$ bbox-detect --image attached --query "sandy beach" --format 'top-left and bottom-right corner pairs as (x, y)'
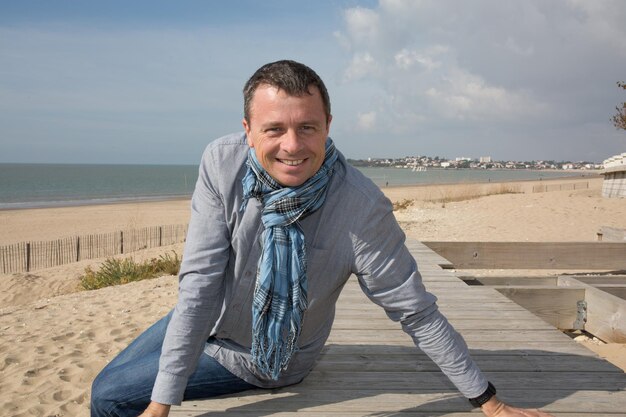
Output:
(1, 175), (625, 417)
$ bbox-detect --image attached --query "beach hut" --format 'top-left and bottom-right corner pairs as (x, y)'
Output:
(601, 152), (626, 198)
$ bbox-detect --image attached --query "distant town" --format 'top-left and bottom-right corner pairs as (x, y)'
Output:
(348, 155), (603, 171)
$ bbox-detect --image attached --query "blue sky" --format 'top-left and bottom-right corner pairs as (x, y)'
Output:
(1, 0), (625, 164)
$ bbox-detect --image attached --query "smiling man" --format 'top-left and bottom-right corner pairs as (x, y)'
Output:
(242, 82), (331, 187)
(90, 60), (554, 417)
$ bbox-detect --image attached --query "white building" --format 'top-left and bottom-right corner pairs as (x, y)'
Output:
(602, 152), (626, 198)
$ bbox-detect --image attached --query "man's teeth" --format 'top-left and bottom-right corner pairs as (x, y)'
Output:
(280, 159), (304, 166)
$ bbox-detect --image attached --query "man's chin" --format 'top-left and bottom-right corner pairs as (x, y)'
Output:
(272, 173), (309, 188)
(268, 166), (312, 187)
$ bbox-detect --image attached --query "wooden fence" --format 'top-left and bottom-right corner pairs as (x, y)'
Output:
(532, 181), (589, 193)
(0, 223), (188, 274)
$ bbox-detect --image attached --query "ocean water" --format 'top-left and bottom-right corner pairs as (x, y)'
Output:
(0, 164), (198, 209)
(0, 163), (586, 210)
(357, 166), (586, 187)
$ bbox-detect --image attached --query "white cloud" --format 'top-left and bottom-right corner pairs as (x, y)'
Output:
(394, 49), (441, 71)
(357, 111), (377, 131)
(426, 69), (543, 121)
(343, 52), (380, 81)
(343, 7), (380, 46)
(333, 0), (626, 160)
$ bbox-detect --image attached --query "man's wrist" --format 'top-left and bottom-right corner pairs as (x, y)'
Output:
(480, 396), (505, 416)
(144, 401), (171, 417)
(469, 381), (497, 408)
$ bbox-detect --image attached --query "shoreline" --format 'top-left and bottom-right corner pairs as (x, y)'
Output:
(0, 194), (192, 212)
(0, 176), (605, 246)
(0, 171), (600, 212)
(380, 171), (601, 190)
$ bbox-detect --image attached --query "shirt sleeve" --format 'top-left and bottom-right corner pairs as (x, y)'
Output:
(151, 145), (232, 405)
(351, 195), (488, 399)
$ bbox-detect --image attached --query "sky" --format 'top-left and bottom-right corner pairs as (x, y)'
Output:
(1, 0), (625, 164)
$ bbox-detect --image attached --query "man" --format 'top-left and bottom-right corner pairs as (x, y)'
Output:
(91, 60), (553, 417)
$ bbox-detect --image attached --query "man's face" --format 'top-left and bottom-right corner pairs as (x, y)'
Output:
(243, 84), (331, 187)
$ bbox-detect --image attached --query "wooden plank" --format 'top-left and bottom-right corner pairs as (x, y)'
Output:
(173, 390), (626, 414)
(330, 317), (555, 331)
(335, 308), (548, 321)
(320, 342), (597, 357)
(585, 286), (626, 343)
(558, 277), (626, 342)
(493, 287), (584, 329)
(322, 339), (593, 355)
(422, 241), (626, 269)
(327, 329), (573, 343)
(459, 276), (559, 286)
(298, 371), (625, 391)
(314, 353), (622, 373)
(337, 291), (513, 302)
(567, 275), (626, 285)
(597, 286), (626, 299)
(597, 226), (626, 242)
(337, 300), (545, 312)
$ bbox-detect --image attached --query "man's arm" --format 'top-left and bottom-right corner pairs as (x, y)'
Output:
(351, 195), (554, 416)
(150, 145), (233, 408)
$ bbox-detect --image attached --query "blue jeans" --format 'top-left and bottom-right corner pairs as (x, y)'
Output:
(90, 311), (256, 417)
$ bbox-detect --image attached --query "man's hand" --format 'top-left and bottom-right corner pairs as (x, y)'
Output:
(481, 396), (555, 417)
(138, 401), (171, 417)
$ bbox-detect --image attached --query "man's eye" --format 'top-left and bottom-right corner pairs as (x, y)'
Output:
(300, 126), (315, 132)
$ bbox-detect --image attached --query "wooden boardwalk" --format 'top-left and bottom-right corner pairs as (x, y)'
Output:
(172, 240), (626, 416)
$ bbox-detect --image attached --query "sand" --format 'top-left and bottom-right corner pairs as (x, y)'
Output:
(0, 199), (191, 245)
(1, 175), (625, 416)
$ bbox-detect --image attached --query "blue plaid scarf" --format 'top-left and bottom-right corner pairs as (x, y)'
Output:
(241, 138), (337, 380)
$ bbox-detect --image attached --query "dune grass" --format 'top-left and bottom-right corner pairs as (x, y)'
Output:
(428, 183), (522, 207)
(392, 199), (414, 211)
(391, 183), (523, 211)
(79, 251), (181, 290)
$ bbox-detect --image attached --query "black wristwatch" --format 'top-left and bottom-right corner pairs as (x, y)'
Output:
(469, 381), (497, 408)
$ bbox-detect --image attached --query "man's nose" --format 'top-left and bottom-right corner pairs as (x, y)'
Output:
(281, 129), (304, 154)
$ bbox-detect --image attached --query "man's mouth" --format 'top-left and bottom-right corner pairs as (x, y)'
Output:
(277, 158), (305, 166)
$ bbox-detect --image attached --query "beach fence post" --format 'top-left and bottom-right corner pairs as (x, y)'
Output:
(76, 236), (80, 262)
(120, 231), (124, 254)
(26, 242), (31, 272)
(159, 226), (162, 247)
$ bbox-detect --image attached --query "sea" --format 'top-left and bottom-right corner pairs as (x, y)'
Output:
(0, 163), (590, 210)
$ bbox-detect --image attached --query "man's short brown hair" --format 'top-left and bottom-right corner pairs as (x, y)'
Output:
(243, 60), (331, 125)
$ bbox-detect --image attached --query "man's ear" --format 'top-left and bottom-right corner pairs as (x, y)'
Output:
(242, 118), (254, 147)
(326, 114), (333, 133)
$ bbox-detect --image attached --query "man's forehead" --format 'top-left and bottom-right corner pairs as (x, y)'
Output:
(253, 83), (319, 98)
(249, 85), (324, 114)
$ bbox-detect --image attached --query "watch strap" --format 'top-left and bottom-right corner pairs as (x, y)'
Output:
(468, 381), (497, 408)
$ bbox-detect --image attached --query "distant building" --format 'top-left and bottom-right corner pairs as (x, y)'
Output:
(602, 152), (626, 198)
(479, 156), (492, 163)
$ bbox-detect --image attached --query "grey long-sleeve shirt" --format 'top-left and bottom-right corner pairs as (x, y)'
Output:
(152, 132), (487, 405)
